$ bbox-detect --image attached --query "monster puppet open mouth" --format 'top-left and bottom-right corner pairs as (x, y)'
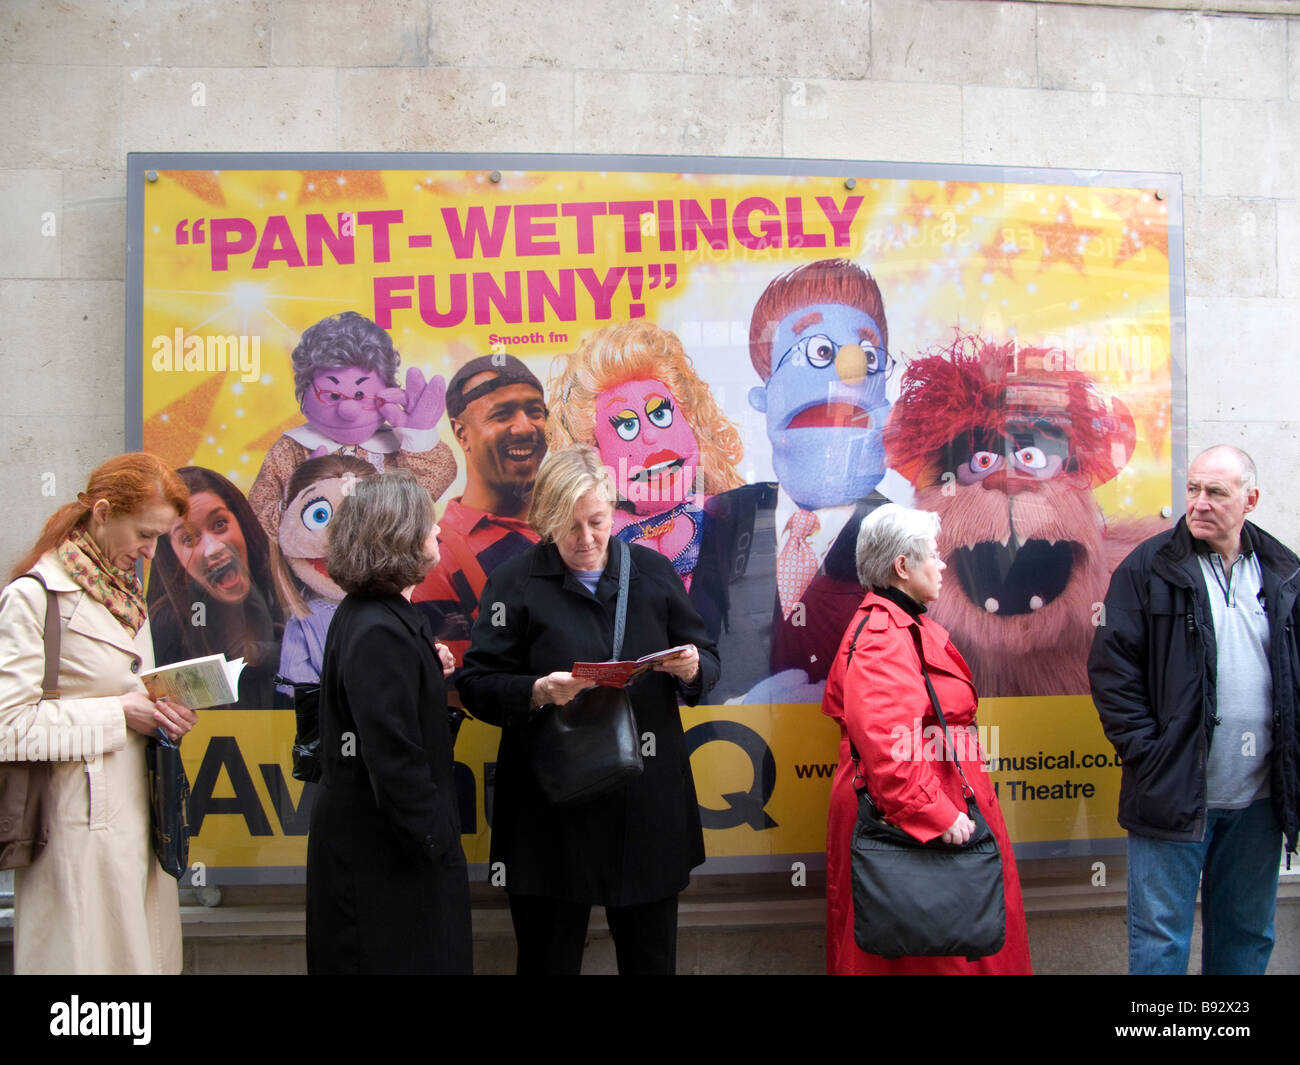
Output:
(951, 533), (1077, 615)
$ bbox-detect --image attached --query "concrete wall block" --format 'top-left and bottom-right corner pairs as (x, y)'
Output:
(0, 412), (125, 577)
(574, 72), (781, 156)
(158, 0), (271, 67)
(1202, 98), (1300, 199)
(1186, 295), (1300, 423)
(339, 68), (574, 152)
(1278, 199), (1300, 300)
(0, 65), (121, 170)
(1291, 20), (1299, 103)
(0, 280), (126, 419)
(0, 0), (162, 66)
(783, 78), (963, 162)
(1037, 6), (1287, 100)
(0, 170), (63, 279)
(271, 0), (428, 67)
(871, 0), (1037, 88)
(122, 67), (337, 155)
(1190, 419), (1300, 554)
(962, 87), (1200, 197)
(60, 169), (127, 281)
(1184, 196), (1277, 299)
(429, 0), (687, 72)
(682, 0), (870, 78)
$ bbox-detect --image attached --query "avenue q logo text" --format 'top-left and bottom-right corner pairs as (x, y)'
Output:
(49, 997), (151, 1045)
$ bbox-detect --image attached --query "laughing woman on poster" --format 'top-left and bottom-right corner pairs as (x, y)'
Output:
(821, 503), (1032, 974)
(146, 466), (284, 709)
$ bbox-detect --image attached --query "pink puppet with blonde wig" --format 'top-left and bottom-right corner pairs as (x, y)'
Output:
(547, 320), (745, 590)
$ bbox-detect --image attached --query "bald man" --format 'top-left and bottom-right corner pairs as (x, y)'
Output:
(1089, 445), (1300, 974)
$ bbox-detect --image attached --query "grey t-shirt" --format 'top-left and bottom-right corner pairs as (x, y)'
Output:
(1198, 547), (1273, 808)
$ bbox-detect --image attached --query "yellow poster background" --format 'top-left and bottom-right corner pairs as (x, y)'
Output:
(138, 163), (1176, 875)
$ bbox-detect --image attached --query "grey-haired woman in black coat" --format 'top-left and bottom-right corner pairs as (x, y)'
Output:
(306, 471), (470, 974)
(458, 445), (719, 975)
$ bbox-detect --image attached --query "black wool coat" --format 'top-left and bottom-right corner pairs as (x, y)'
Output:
(457, 540), (720, 907)
(306, 593), (471, 974)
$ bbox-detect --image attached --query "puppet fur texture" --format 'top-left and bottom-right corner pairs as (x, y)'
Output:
(884, 334), (1166, 697)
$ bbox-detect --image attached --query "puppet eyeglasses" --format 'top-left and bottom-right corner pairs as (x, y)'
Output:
(775, 335), (896, 379)
(309, 383), (386, 409)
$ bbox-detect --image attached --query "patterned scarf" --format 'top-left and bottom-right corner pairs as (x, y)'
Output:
(58, 527), (148, 635)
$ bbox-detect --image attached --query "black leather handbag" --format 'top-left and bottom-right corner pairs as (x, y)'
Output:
(276, 676), (322, 783)
(146, 727), (192, 880)
(848, 620), (1006, 960)
(531, 540), (643, 806)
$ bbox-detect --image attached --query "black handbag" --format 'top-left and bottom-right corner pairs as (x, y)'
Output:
(531, 540), (644, 806)
(276, 676), (322, 783)
(848, 619), (1006, 961)
(146, 727), (192, 880)
(0, 573), (56, 871)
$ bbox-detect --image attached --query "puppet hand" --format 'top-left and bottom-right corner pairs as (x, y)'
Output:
(381, 368), (445, 430)
(308, 445), (331, 459)
(730, 669), (824, 706)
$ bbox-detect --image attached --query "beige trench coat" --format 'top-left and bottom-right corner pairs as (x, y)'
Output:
(0, 552), (182, 974)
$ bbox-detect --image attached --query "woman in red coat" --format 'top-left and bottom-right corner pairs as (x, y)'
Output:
(822, 503), (1031, 974)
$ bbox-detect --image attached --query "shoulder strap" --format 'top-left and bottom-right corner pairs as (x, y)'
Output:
(15, 572), (61, 700)
(844, 612), (871, 774)
(611, 539), (630, 661)
(906, 624), (976, 802)
(844, 610), (975, 803)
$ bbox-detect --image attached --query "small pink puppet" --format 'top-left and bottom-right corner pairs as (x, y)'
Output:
(271, 454), (376, 691)
(547, 320), (744, 594)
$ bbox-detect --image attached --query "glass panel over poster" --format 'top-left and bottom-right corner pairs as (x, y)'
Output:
(126, 153), (1185, 883)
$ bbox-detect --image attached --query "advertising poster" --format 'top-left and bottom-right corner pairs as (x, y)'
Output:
(127, 154), (1184, 882)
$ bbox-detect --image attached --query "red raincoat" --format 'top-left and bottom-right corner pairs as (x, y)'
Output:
(822, 591), (1032, 974)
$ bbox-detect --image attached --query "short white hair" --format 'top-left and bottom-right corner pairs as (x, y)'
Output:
(1193, 444), (1257, 494)
(855, 504), (941, 589)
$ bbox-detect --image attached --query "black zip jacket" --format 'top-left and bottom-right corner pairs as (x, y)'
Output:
(1088, 518), (1300, 851)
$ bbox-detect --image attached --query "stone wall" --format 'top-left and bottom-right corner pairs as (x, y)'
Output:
(2, 0), (1297, 567)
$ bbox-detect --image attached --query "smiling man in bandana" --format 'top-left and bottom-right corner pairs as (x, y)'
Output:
(412, 354), (549, 665)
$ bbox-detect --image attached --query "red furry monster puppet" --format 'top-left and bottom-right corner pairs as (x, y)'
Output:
(884, 334), (1165, 697)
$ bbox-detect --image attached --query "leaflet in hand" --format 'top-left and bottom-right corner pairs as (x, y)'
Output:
(571, 645), (691, 688)
(139, 653), (246, 709)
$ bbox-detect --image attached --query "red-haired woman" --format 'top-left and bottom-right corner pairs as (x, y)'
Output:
(0, 453), (197, 974)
